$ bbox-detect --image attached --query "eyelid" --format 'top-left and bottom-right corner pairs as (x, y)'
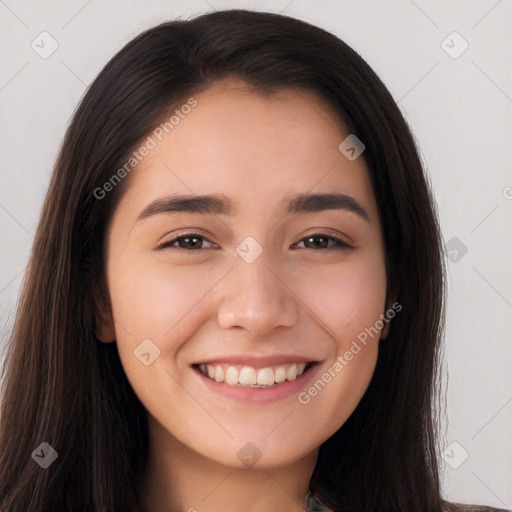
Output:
(157, 231), (218, 250)
(292, 233), (353, 250)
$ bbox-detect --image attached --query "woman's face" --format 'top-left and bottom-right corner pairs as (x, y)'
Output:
(98, 78), (388, 469)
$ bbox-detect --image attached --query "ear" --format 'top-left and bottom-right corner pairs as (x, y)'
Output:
(381, 285), (400, 340)
(381, 314), (392, 339)
(92, 279), (116, 343)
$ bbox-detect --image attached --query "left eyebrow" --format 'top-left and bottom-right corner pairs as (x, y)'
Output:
(135, 192), (371, 223)
(286, 192), (370, 222)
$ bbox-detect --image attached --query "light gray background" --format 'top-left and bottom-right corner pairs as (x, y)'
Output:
(0, 0), (511, 508)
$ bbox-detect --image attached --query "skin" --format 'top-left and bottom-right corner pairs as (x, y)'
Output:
(95, 78), (391, 512)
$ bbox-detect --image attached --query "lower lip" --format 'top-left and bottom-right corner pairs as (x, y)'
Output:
(193, 363), (320, 404)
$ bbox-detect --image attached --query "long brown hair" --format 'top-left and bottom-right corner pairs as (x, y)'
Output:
(0, 9), (446, 511)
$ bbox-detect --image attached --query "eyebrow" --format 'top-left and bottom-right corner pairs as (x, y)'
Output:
(136, 192), (371, 223)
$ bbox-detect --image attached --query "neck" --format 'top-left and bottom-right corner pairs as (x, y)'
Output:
(137, 416), (318, 512)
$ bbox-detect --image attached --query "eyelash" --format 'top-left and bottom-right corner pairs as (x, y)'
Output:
(157, 232), (353, 251)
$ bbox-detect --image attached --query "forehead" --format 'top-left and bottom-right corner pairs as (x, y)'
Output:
(114, 78), (378, 225)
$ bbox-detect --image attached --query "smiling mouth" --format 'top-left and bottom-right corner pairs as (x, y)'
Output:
(193, 362), (316, 388)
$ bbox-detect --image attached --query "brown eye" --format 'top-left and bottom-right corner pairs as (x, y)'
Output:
(293, 234), (353, 250)
(158, 233), (217, 251)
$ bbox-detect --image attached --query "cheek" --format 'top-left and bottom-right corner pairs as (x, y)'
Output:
(292, 253), (386, 428)
(106, 256), (229, 368)
(296, 251), (387, 346)
(109, 249), (387, 366)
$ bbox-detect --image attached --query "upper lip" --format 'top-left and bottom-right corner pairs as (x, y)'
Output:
(192, 354), (319, 368)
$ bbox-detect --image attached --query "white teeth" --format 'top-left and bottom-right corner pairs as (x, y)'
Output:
(199, 362), (309, 387)
(214, 366), (224, 383)
(225, 366), (239, 386)
(257, 367), (274, 386)
(286, 363), (298, 381)
(239, 366), (257, 386)
(274, 366), (287, 383)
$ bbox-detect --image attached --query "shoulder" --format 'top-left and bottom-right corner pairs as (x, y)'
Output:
(442, 500), (511, 512)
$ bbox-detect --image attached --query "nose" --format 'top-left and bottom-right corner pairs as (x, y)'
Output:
(217, 247), (300, 337)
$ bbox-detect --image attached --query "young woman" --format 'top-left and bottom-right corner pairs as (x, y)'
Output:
(0, 9), (508, 512)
